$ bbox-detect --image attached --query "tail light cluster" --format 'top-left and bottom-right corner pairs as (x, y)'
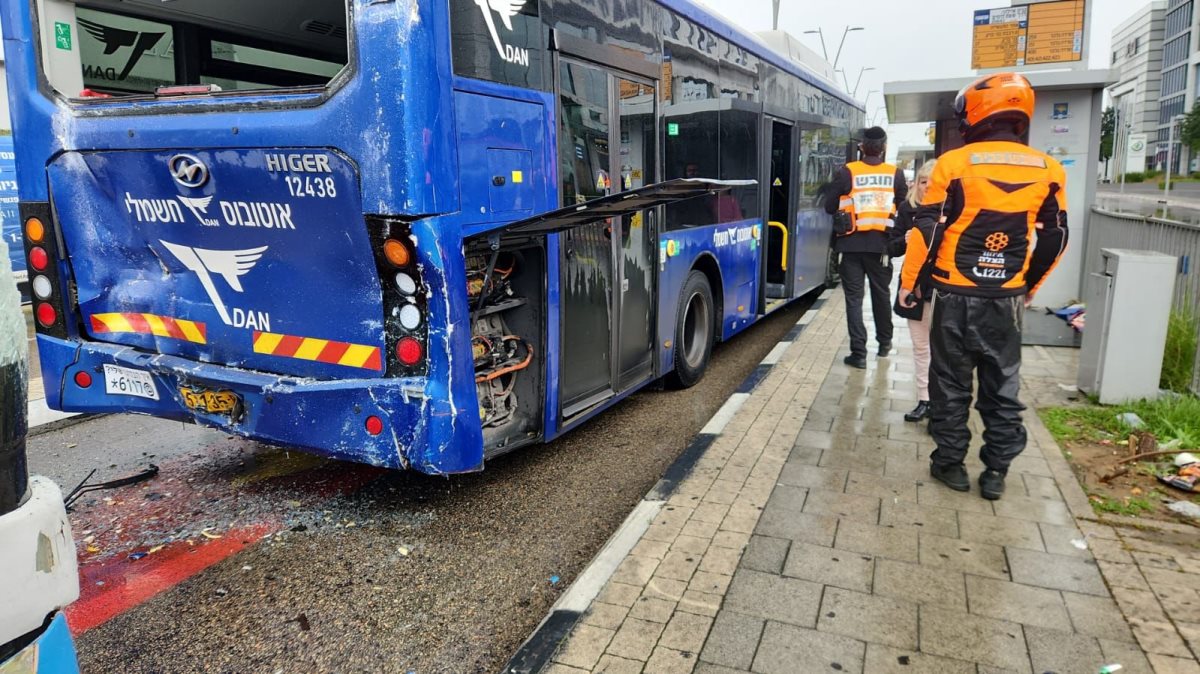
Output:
(20, 203), (69, 340)
(368, 219), (428, 377)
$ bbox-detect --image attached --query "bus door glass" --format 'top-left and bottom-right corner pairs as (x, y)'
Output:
(557, 60), (658, 417)
(558, 60), (615, 415)
(615, 77), (656, 389)
(765, 118), (794, 302)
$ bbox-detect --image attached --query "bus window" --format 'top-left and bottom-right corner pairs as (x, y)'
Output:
(45, 2), (349, 98)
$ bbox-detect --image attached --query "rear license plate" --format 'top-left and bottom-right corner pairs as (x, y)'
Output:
(103, 364), (159, 400)
(179, 386), (241, 416)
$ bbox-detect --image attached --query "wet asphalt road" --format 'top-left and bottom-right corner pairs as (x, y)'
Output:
(28, 293), (813, 674)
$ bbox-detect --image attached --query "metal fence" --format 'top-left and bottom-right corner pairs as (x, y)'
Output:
(1087, 206), (1200, 393)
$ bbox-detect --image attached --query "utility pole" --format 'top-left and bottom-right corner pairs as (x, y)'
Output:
(1165, 114), (1185, 199)
(832, 26), (864, 72)
(803, 29), (829, 61)
(852, 67), (875, 99)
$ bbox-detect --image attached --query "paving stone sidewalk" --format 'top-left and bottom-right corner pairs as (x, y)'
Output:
(540, 290), (1200, 674)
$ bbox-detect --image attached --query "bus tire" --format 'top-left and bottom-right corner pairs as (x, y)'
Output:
(824, 249), (841, 289)
(668, 270), (715, 389)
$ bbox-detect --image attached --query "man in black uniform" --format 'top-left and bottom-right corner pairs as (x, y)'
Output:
(825, 127), (908, 369)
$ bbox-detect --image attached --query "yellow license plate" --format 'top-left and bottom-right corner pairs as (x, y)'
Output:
(179, 387), (241, 415)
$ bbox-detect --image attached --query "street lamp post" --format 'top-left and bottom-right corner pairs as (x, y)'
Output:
(852, 67), (876, 99)
(832, 26), (864, 71)
(863, 89), (880, 111)
(1165, 114), (1185, 199)
(803, 29), (829, 62)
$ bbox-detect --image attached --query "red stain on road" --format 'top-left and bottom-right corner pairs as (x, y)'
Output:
(62, 444), (385, 635)
(66, 522), (276, 634)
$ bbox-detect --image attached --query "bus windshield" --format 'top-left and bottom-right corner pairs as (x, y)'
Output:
(42, 0), (349, 98)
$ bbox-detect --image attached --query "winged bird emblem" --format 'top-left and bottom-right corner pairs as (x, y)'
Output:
(176, 196), (217, 226)
(474, 0), (527, 57)
(77, 17), (166, 80)
(160, 241), (268, 326)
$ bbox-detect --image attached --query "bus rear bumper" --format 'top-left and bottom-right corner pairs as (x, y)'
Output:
(38, 336), (481, 472)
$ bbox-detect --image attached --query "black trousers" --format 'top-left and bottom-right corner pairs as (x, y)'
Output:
(928, 291), (1026, 473)
(838, 252), (893, 357)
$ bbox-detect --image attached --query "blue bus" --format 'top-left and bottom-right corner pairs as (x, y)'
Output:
(3, 0), (860, 473)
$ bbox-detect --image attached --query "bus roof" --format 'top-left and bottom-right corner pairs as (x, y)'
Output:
(659, 0), (863, 113)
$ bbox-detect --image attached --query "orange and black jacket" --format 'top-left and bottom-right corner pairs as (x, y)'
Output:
(901, 137), (1068, 299)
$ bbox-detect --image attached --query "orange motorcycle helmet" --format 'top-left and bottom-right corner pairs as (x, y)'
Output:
(954, 72), (1035, 138)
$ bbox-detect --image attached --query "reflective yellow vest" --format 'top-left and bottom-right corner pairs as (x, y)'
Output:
(838, 161), (898, 233)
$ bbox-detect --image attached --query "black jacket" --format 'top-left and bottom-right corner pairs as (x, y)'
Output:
(889, 200), (931, 305)
(824, 156), (909, 254)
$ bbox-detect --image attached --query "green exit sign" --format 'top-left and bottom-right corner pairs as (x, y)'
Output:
(54, 22), (72, 50)
(667, 123), (679, 137)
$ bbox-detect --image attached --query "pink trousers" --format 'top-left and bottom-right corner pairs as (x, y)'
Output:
(909, 307), (933, 402)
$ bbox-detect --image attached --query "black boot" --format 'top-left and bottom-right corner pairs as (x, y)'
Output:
(930, 463), (969, 492)
(843, 354), (867, 369)
(905, 401), (930, 422)
(979, 469), (1006, 500)
(878, 342), (892, 357)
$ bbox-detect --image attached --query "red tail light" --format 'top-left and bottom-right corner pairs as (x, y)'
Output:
(29, 247), (48, 271)
(396, 337), (423, 366)
(36, 303), (57, 327)
(365, 416), (384, 435)
(74, 371), (93, 388)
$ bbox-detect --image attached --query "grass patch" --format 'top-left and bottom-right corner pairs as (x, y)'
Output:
(1040, 394), (1200, 449)
(1090, 494), (1158, 517)
(1162, 305), (1199, 393)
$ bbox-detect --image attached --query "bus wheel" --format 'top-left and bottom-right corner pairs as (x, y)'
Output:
(668, 270), (715, 389)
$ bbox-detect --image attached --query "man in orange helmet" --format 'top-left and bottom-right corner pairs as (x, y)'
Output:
(899, 73), (1068, 500)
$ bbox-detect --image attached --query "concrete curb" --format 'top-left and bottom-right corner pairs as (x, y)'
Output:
(501, 289), (833, 674)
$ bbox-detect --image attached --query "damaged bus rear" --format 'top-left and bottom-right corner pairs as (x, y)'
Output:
(5, 0), (859, 473)
(2, 0), (490, 471)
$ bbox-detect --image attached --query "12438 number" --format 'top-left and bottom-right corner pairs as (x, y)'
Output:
(284, 175), (338, 198)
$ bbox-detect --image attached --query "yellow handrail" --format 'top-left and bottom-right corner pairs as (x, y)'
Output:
(768, 221), (788, 271)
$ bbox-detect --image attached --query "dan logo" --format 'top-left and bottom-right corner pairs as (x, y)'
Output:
(474, 0), (531, 66)
(169, 154), (209, 189)
(77, 17), (165, 81)
(160, 241), (268, 327)
(177, 196), (218, 227)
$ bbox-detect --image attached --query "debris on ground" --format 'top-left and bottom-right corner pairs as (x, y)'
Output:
(1117, 413), (1144, 430)
(64, 464), (160, 510)
(1050, 302), (1085, 332)
(1159, 455), (1200, 493)
(1167, 501), (1200, 519)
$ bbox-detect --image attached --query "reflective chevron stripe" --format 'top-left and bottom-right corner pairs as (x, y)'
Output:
(90, 313), (207, 344)
(252, 331), (382, 371)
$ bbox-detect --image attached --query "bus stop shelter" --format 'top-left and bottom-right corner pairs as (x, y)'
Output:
(883, 69), (1114, 324)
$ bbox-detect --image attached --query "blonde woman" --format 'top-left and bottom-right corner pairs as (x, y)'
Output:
(888, 159), (936, 422)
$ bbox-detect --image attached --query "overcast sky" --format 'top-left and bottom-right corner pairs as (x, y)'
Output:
(696, 0), (1131, 156)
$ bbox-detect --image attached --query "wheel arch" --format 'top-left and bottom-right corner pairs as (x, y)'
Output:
(690, 252), (724, 342)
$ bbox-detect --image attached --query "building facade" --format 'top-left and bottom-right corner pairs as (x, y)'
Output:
(1157, 0), (1194, 172)
(1109, 2), (1165, 177)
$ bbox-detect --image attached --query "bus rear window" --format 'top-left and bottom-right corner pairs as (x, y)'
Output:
(44, 1), (349, 98)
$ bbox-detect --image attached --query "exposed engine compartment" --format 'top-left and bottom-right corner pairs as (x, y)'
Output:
(464, 238), (543, 456)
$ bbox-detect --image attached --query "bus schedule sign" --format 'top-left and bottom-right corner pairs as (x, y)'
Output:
(971, 0), (1085, 69)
